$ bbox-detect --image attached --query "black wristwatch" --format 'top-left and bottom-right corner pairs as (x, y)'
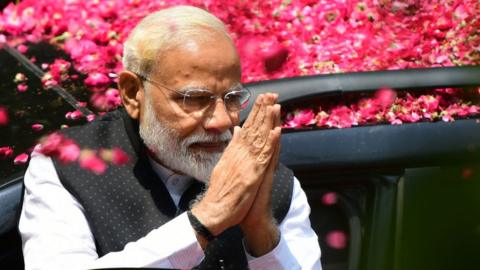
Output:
(187, 210), (215, 241)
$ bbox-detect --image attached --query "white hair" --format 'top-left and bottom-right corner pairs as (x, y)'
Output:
(123, 5), (231, 78)
(139, 88), (232, 183)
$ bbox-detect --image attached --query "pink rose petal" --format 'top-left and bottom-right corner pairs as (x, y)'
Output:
(31, 123), (44, 131)
(86, 114), (96, 122)
(58, 141), (80, 163)
(14, 153), (29, 165)
(326, 230), (348, 249)
(321, 192), (338, 205)
(80, 151), (107, 174)
(375, 87), (396, 109)
(85, 72), (110, 86)
(17, 44), (28, 53)
(17, 83), (28, 92)
(0, 107), (8, 126)
(0, 146), (14, 159)
(39, 132), (64, 156)
(111, 148), (129, 165)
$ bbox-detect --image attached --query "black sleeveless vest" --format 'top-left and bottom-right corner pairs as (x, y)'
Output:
(53, 109), (294, 269)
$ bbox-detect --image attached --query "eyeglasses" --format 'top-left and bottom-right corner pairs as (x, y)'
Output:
(134, 73), (251, 113)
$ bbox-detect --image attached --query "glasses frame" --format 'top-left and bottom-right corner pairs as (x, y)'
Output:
(133, 72), (251, 114)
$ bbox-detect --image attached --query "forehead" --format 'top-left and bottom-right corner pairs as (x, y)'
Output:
(152, 31), (241, 89)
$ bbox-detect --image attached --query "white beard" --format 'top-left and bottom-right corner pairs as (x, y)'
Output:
(139, 93), (232, 184)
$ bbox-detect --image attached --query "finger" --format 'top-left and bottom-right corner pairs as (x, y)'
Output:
(256, 126), (281, 167)
(272, 104), (281, 128)
(270, 93), (279, 105)
(244, 93), (276, 133)
(221, 126), (243, 158)
(249, 105), (275, 151)
(254, 127), (281, 205)
(242, 95), (268, 143)
(267, 128), (281, 174)
(242, 94), (264, 129)
(262, 92), (277, 107)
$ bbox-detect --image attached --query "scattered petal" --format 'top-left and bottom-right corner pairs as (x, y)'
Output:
(66, 110), (84, 120)
(321, 192), (338, 205)
(17, 83), (28, 92)
(79, 151), (107, 174)
(326, 230), (348, 249)
(17, 44), (28, 53)
(31, 123), (44, 131)
(0, 146), (14, 159)
(0, 106), (8, 126)
(58, 141), (80, 163)
(111, 148), (129, 165)
(375, 88), (396, 109)
(86, 114), (96, 122)
(85, 72), (110, 86)
(14, 153), (29, 165)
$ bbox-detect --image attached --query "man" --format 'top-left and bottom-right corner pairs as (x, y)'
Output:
(19, 5), (321, 269)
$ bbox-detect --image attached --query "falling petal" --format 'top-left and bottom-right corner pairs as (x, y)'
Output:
(0, 146), (14, 159)
(79, 151), (107, 174)
(31, 123), (44, 131)
(0, 106), (8, 126)
(321, 192), (338, 205)
(14, 153), (29, 165)
(58, 141), (80, 163)
(326, 230), (348, 249)
(17, 44), (28, 53)
(111, 148), (129, 165)
(17, 83), (28, 92)
(86, 114), (96, 122)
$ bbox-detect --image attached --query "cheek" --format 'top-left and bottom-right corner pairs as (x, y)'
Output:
(174, 117), (203, 139)
(151, 104), (202, 139)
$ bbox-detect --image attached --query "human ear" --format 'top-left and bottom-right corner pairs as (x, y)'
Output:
(118, 71), (144, 120)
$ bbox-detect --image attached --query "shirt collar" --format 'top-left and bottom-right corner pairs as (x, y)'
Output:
(147, 157), (194, 200)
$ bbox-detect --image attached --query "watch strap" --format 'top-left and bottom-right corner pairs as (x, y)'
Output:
(187, 210), (215, 241)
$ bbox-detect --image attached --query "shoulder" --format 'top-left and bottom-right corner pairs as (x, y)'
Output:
(59, 109), (128, 148)
(61, 109), (124, 136)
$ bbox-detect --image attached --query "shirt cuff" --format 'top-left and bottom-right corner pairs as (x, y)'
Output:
(244, 234), (300, 270)
(166, 212), (205, 268)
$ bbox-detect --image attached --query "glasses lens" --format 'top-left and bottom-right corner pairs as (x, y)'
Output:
(182, 89), (214, 112)
(224, 88), (251, 111)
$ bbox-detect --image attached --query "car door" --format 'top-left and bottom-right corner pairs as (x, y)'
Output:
(243, 65), (480, 270)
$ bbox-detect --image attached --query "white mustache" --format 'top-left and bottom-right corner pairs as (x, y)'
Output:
(183, 129), (232, 146)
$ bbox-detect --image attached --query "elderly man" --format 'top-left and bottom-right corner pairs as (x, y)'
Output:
(19, 5), (321, 270)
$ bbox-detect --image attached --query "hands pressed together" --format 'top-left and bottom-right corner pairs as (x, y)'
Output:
(191, 93), (282, 256)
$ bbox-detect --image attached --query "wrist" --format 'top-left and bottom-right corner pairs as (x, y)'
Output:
(242, 218), (280, 257)
(241, 213), (275, 231)
(187, 210), (215, 241)
(190, 203), (225, 236)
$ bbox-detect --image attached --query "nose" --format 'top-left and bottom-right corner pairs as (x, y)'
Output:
(202, 99), (234, 134)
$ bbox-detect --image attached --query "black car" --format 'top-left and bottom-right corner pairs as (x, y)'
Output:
(1, 42), (480, 270)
